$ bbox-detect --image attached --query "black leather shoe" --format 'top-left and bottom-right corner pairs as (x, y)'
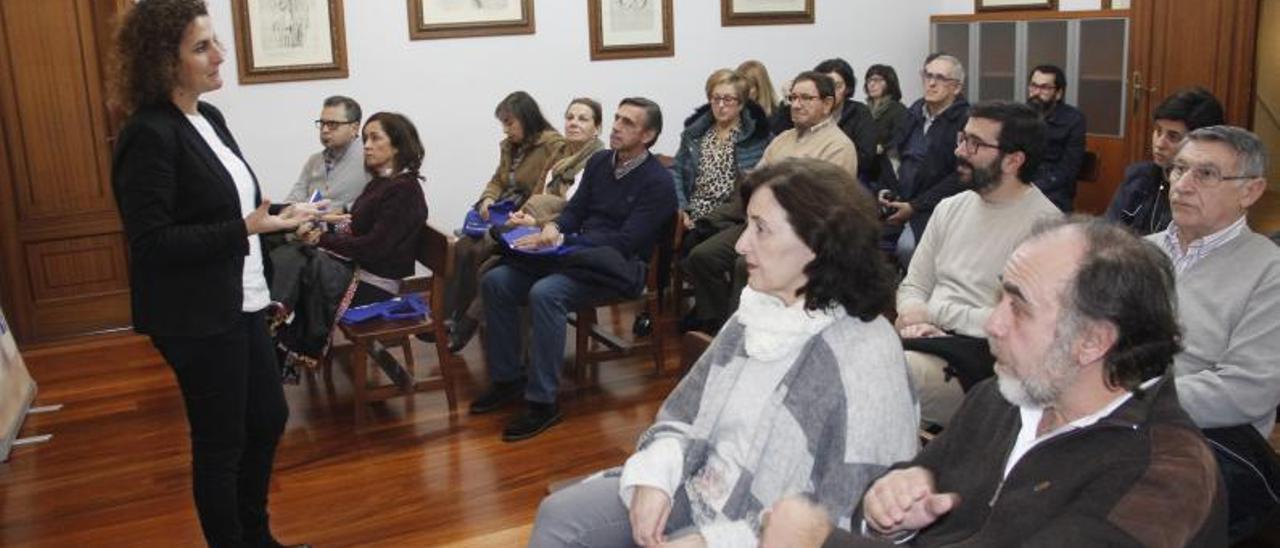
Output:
(469, 378), (525, 414)
(448, 316), (479, 353)
(502, 402), (562, 442)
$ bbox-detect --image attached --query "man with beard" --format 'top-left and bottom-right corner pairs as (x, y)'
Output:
(284, 95), (370, 212)
(1026, 65), (1086, 212)
(759, 217), (1227, 548)
(894, 101), (1060, 430)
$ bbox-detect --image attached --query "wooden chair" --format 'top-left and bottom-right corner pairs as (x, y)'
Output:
(333, 222), (462, 428)
(1079, 150), (1100, 182)
(567, 216), (678, 388)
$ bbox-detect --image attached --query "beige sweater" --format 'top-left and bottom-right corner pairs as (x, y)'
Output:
(897, 185), (1061, 337)
(758, 118), (858, 176)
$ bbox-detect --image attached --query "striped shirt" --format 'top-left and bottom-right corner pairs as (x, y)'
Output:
(1160, 215), (1248, 274)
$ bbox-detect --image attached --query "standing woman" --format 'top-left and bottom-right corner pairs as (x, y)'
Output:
(110, 1), (315, 545)
(864, 64), (908, 185)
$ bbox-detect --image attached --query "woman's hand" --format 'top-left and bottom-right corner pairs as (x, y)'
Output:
(320, 212), (351, 225)
(298, 227), (322, 246)
(657, 533), (705, 547)
(630, 486), (672, 546)
(680, 211), (694, 231)
(507, 210), (537, 227)
(246, 199), (317, 235)
(477, 197), (496, 221)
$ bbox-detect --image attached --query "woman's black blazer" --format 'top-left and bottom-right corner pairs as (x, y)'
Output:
(112, 100), (268, 338)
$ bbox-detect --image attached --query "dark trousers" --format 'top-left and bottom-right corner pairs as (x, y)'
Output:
(443, 235), (494, 322)
(681, 224), (746, 325)
(151, 311), (289, 547)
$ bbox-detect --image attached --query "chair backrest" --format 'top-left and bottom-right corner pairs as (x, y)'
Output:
(645, 212), (680, 292)
(415, 222), (450, 275)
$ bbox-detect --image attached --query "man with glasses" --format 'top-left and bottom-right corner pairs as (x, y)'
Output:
(895, 100), (1060, 430)
(876, 53), (971, 267)
(1105, 88), (1223, 235)
(1150, 125), (1280, 542)
(284, 95), (370, 213)
(774, 59), (878, 182)
(1026, 64), (1086, 212)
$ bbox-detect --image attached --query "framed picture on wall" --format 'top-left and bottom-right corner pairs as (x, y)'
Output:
(975, 0), (1057, 11)
(231, 0), (348, 84)
(588, 0), (674, 61)
(408, 0), (536, 40)
(721, 0), (814, 26)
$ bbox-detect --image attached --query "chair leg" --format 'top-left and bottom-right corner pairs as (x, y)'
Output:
(575, 308), (596, 388)
(434, 325), (459, 414)
(352, 339), (369, 429)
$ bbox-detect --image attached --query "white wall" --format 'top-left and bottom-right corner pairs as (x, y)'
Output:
(204, 0), (951, 229)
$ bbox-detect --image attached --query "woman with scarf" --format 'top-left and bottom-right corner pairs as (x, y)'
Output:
(445, 98), (605, 353)
(530, 158), (919, 548)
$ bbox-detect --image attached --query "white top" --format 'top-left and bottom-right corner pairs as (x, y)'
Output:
(1003, 377), (1159, 479)
(186, 113), (270, 313)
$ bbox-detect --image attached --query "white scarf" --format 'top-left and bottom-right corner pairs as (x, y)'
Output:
(735, 286), (844, 361)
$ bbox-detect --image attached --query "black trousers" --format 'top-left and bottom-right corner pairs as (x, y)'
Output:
(151, 310), (289, 547)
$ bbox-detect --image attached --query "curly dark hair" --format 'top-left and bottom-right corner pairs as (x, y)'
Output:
(111, 0), (208, 115)
(1031, 216), (1183, 390)
(738, 158), (895, 321)
(365, 112), (425, 176)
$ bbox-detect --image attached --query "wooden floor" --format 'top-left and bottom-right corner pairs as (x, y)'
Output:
(1, 305), (680, 547)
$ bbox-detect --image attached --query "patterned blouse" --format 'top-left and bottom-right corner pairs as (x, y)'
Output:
(687, 127), (739, 221)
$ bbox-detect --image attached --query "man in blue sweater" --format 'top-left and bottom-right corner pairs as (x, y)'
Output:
(473, 97), (677, 441)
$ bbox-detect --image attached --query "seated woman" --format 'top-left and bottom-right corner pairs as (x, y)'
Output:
(273, 112), (428, 378)
(529, 158), (919, 547)
(864, 64), (908, 186)
(446, 98), (605, 352)
(442, 91), (564, 346)
(673, 69), (771, 234)
(737, 59), (788, 136)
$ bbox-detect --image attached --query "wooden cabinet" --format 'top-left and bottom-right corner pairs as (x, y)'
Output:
(0, 0), (132, 344)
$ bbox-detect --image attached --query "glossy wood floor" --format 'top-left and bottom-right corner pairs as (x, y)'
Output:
(1, 305), (681, 547)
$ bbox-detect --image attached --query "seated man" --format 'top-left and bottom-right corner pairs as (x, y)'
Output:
(285, 95), (370, 213)
(472, 97), (677, 442)
(1150, 125), (1280, 540)
(773, 58), (878, 182)
(681, 71), (856, 333)
(896, 101), (1060, 428)
(1025, 64), (1086, 212)
(876, 54), (971, 267)
(1105, 88), (1223, 235)
(761, 217), (1228, 548)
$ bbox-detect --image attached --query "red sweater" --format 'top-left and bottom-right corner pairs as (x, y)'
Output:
(319, 171), (428, 279)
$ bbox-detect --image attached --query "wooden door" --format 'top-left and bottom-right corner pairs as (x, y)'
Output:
(0, 0), (131, 344)
(1126, 0), (1259, 162)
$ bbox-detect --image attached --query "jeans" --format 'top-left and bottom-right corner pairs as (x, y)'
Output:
(481, 264), (621, 404)
(151, 311), (289, 547)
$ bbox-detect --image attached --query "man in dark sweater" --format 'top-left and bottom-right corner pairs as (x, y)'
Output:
(1026, 65), (1086, 212)
(761, 217), (1227, 548)
(472, 97), (676, 442)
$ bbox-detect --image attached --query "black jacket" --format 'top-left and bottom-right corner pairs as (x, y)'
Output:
(1033, 102), (1087, 212)
(112, 101), (273, 337)
(1105, 161), (1171, 236)
(825, 376), (1227, 547)
(879, 97), (971, 238)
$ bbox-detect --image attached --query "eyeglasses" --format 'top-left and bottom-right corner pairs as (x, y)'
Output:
(786, 93), (821, 103)
(1028, 82), (1058, 92)
(1164, 162), (1257, 188)
(710, 95), (741, 106)
(315, 119), (357, 130)
(921, 71), (959, 85)
(956, 132), (1003, 155)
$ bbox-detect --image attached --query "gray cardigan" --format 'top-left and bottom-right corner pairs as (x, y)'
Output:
(1149, 228), (1280, 436)
(638, 313), (919, 538)
(285, 138), (370, 212)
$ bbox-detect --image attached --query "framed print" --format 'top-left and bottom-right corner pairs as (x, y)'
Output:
(408, 0), (536, 40)
(589, 0), (674, 61)
(975, 0), (1057, 11)
(231, 0), (348, 84)
(721, 0), (814, 26)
